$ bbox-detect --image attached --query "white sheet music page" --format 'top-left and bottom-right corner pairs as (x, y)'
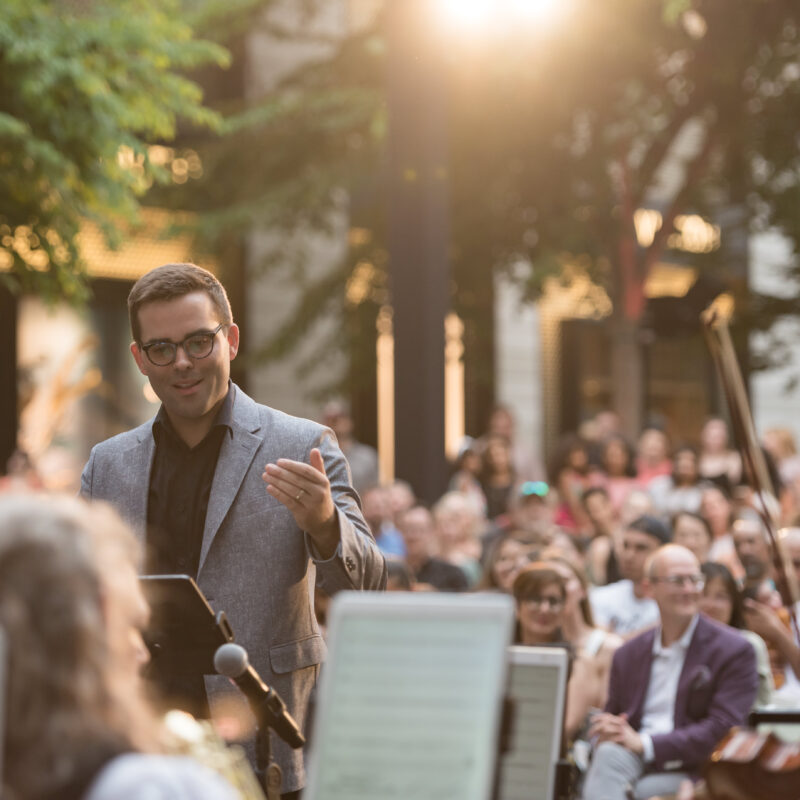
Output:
(498, 646), (569, 800)
(304, 592), (514, 800)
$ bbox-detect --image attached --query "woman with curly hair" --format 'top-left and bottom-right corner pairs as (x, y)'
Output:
(0, 493), (238, 800)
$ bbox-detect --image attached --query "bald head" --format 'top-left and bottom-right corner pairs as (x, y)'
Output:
(646, 544), (700, 581)
(645, 544), (703, 632)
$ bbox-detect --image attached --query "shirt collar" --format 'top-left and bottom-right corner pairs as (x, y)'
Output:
(153, 380), (235, 444)
(652, 613), (699, 656)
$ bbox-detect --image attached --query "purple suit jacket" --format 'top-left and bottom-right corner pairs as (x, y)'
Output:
(605, 615), (758, 772)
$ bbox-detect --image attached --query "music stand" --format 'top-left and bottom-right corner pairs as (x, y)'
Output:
(496, 646), (570, 800)
(140, 574), (235, 717)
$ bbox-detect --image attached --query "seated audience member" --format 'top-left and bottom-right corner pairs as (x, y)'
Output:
(736, 445), (787, 524)
(732, 512), (775, 595)
(482, 404), (544, 482)
(0, 493), (238, 800)
(698, 417), (742, 494)
(742, 526), (800, 701)
(398, 505), (469, 592)
(599, 434), (641, 513)
(582, 545), (758, 800)
(636, 427), (672, 486)
(480, 480), (556, 563)
(699, 484), (741, 579)
(649, 445), (705, 517)
(448, 436), (488, 515)
(763, 426), (800, 521)
(544, 555), (623, 741)
(480, 433), (516, 522)
(432, 491), (483, 587)
(551, 435), (595, 534)
(589, 516), (669, 636)
(582, 487), (622, 586)
(672, 511), (713, 565)
(361, 485), (406, 557)
(618, 489), (656, 529)
(386, 559), (415, 591)
(321, 400), (379, 495)
(513, 562), (569, 648)
(699, 561), (773, 708)
(386, 479), (416, 529)
(478, 534), (537, 593)
(510, 480), (558, 539)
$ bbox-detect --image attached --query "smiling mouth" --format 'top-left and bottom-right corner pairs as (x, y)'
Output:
(174, 379), (201, 393)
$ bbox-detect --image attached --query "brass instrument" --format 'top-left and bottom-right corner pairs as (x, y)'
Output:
(162, 710), (267, 800)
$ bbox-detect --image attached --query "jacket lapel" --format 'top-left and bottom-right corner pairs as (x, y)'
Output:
(198, 386), (262, 571)
(120, 427), (155, 542)
(674, 615), (707, 727)
(629, 630), (656, 726)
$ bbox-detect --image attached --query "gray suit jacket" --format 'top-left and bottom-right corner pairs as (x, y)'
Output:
(80, 383), (386, 791)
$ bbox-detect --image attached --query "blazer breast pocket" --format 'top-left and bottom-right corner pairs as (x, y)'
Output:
(269, 634), (325, 675)
(686, 665), (713, 720)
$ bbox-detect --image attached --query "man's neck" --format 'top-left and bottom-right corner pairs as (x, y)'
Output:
(632, 579), (648, 599)
(660, 615), (694, 647)
(168, 416), (214, 450)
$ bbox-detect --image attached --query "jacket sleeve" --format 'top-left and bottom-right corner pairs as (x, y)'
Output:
(79, 446), (96, 499)
(305, 428), (387, 594)
(650, 636), (758, 771)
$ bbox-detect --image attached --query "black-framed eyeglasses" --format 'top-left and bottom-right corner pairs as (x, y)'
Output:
(652, 574), (705, 589)
(521, 595), (564, 610)
(139, 324), (225, 366)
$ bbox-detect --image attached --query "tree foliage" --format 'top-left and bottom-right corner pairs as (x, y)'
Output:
(169, 0), (800, 380)
(0, 0), (230, 302)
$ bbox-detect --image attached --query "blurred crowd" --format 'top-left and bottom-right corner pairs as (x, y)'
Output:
(319, 404), (800, 796)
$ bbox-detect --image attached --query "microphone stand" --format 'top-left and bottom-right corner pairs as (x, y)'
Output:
(214, 643), (305, 800)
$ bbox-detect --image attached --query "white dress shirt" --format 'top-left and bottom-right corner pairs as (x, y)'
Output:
(638, 614), (700, 762)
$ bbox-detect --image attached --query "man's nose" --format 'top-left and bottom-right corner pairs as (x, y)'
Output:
(173, 344), (193, 368)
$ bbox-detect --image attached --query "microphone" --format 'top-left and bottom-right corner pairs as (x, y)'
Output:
(214, 643), (305, 749)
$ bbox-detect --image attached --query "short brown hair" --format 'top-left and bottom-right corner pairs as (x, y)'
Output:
(128, 262), (232, 342)
(512, 562), (565, 603)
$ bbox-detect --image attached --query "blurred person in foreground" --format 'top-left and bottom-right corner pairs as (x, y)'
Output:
(0, 493), (238, 800)
(590, 515), (669, 636)
(79, 262), (385, 796)
(582, 545), (757, 800)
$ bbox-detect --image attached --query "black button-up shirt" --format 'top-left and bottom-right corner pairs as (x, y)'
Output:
(145, 388), (234, 578)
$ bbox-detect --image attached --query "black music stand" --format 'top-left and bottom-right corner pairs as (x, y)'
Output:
(140, 574), (234, 718)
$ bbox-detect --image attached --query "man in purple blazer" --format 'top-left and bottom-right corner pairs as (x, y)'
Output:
(582, 544), (758, 800)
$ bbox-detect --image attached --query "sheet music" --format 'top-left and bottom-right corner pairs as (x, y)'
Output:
(305, 593), (514, 800)
(497, 646), (569, 800)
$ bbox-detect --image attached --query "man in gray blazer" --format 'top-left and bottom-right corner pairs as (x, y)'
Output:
(80, 262), (386, 797)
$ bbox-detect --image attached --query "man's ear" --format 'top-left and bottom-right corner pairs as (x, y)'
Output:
(130, 341), (148, 376)
(227, 323), (240, 360)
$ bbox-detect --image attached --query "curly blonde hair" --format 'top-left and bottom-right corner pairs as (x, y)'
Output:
(0, 494), (161, 799)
